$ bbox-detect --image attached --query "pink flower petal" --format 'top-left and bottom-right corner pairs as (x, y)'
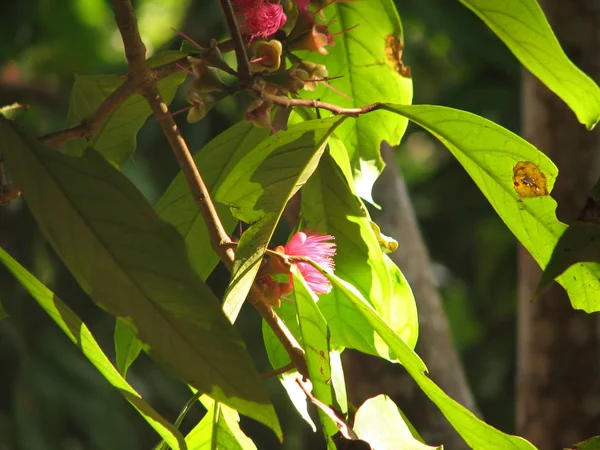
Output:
(284, 231), (336, 294)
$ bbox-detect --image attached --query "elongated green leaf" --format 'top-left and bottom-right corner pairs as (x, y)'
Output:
(155, 122), (269, 280)
(115, 318), (144, 377)
(460, 0), (600, 129)
(66, 51), (187, 166)
(0, 117), (280, 437)
(216, 117), (344, 321)
(291, 267), (337, 439)
(383, 104), (600, 312)
(321, 268), (536, 449)
(0, 247), (187, 450)
(262, 296), (319, 431)
(298, 0), (412, 202)
(302, 141), (418, 358)
(185, 396), (257, 450)
(354, 395), (440, 450)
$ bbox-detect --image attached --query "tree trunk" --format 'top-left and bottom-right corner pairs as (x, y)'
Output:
(517, 2), (600, 448)
(343, 143), (478, 449)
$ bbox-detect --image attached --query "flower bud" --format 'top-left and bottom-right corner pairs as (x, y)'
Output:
(187, 56), (229, 93)
(250, 39), (284, 73)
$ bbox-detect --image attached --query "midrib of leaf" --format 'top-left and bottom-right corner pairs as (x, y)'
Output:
(36, 152), (246, 395)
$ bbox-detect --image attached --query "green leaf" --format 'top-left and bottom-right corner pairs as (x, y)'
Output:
(571, 435), (600, 450)
(320, 269), (536, 449)
(382, 104), (600, 312)
(459, 0), (600, 129)
(537, 222), (600, 297)
(115, 318), (144, 377)
(298, 0), (413, 202)
(185, 396), (257, 450)
(291, 266), (337, 439)
(155, 122), (269, 280)
(302, 141), (418, 359)
(353, 395), (440, 450)
(0, 117), (281, 438)
(216, 117), (344, 321)
(0, 247), (187, 450)
(66, 50), (187, 166)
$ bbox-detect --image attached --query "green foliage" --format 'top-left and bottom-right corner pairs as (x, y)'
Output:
(66, 51), (187, 166)
(383, 104), (600, 312)
(570, 436), (600, 450)
(460, 0), (600, 129)
(216, 117), (344, 321)
(302, 140), (419, 358)
(298, 0), (413, 202)
(185, 396), (257, 450)
(0, 116), (280, 437)
(155, 122), (269, 280)
(353, 395), (440, 450)
(0, 246), (187, 450)
(114, 318), (144, 377)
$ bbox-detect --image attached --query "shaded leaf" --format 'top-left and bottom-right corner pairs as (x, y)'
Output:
(298, 0), (412, 202)
(0, 117), (280, 437)
(383, 104), (600, 312)
(570, 435), (600, 450)
(0, 247), (187, 450)
(66, 51), (187, 166)
(0, 295), (7, 321)
(115, 317), (144, 377)
(460, 0), (600, 129)
(216, 117), (344, 321)
(155, 122), (269, 280)
(353, 395), (440, 450)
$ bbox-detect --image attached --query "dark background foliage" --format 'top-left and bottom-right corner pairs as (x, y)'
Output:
(0, 0), (520, 448)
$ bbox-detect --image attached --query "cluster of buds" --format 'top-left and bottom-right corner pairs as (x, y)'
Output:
(257, 231), (336, 306)
(227, 0), (354, 129)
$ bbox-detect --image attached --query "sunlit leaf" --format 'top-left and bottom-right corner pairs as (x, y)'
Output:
(0, 247), (187, 450)
(114, 318), (144, 377)
(302, 140), (418, 358)
(291, 267), (337, 439)
(460, 0), (600, 129)
(353, 395), (440, 450)
(185, 396), (257, 450)
(298, 0), (413, 202)
(383, 104), (600, 312)
(0, 117), (281, 437)
(155, 122), (269, 280)
(320, 268), (536, 449)
(216, 117), (344, 321)
(66, 50), (187, 166)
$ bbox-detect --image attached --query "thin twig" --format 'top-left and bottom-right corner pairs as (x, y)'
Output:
(261, 91), (384, 116)
(218, 0), (252, 83)
(295, 377), (358, 440)
(261, 362), (295, 379)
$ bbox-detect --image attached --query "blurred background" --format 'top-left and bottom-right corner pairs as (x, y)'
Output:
(0, 0), (521, 448)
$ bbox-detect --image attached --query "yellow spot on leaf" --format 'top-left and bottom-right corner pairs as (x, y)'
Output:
(385, 35), (411, 78)
(512, 161), (549, 198)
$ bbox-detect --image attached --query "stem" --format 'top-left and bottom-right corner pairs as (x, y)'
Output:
(156, 390), (203, 450)
(218, 0), (253, 83)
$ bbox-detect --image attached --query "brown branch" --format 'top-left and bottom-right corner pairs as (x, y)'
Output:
(109, 0), (309, 379)
(260, 362), (295, 379)
(218, 0), (252, 83)
(295, 377), (358, 440)
(261, 91), (384, 116)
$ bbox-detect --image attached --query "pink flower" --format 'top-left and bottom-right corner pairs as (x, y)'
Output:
(283, 231), (336, 294)
(232, 0), (287, 41)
